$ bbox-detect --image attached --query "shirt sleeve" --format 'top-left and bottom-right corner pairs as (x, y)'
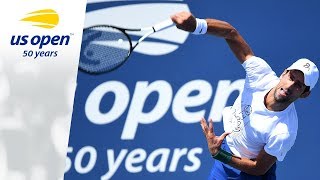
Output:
(264, 132), (297, 161)
(242, 56), (279, 91)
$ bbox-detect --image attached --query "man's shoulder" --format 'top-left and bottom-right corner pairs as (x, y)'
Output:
(242, 55), (276, 77)
(242, 56), (269, 67)
(272, 105), (298, 134)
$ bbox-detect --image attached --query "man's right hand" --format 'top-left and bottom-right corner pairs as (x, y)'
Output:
(170, 11), (197, 32)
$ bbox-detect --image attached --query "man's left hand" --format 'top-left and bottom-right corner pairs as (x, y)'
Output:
(200, 118), (231, 156)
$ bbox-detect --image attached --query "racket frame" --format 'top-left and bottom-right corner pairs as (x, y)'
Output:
(79, 19), (173, 74)
(79, 25), (137, 74)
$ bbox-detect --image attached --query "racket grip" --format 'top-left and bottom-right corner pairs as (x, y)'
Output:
(153, 19), (174, 32)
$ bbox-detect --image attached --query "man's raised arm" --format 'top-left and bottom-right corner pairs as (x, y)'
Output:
(171, 11), (254, 63)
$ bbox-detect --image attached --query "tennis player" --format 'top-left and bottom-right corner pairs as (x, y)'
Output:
(171, 11), (319, 179)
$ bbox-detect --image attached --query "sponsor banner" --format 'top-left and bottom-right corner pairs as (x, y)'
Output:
(66, 1), (320, 180)
(0, 0), (86, 180)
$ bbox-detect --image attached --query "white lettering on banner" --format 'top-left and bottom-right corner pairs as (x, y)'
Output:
(97, 147), (202, 180)
(184, 147), (202, 172)
(65, 147), (73, 173)
(169, 148), (188, 172)
(65, 146), (98, 174)
(172, 80), (212, 123)
(85, 79), (245, 140)
(146, 148), (170, 173)
(86, 81), (130, 125)
(122, 81), (173, 140)
(65, 147), (203, 179)
(105, 149), (127, 179)
(125, 148), (146, 173)
(74, 146), (97, 174)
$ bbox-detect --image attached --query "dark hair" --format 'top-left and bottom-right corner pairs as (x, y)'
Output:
(303, 86), (310, 93)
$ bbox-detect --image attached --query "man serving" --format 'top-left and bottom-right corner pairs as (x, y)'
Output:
(171, 11), (319, 179)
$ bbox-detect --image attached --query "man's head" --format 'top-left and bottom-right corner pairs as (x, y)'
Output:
(274, 58), (319, 103)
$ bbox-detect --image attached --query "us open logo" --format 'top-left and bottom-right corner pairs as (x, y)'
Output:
(20, 9), (59, 29)
(10, 9), (73, 59)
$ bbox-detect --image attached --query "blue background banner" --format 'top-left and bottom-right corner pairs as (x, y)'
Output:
(65, 0), (320, 179)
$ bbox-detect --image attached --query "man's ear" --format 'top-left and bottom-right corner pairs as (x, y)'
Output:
(300, 90), (311, 98)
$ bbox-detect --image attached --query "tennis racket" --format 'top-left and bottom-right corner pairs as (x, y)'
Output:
(79, 19), (174, 74)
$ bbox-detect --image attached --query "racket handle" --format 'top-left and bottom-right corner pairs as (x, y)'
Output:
(153, 19), (174, 32)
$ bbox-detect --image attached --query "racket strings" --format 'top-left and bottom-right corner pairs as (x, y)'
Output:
(79, 26), (131, 73)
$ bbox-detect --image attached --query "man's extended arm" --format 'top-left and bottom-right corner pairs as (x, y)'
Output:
(228, 148), (276, 176)
(171, 11), (254, 63)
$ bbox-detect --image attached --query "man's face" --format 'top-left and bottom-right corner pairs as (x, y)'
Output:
(274, 70), (308, 103)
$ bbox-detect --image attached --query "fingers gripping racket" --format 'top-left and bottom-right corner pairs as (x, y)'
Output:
(79, 19), (174, 74)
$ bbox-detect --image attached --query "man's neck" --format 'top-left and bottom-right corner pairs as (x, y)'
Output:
(264, 88), (291, 112)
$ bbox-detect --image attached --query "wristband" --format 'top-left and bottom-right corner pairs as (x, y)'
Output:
(192, 18), (208, 35)
(212, 149), (232, 164)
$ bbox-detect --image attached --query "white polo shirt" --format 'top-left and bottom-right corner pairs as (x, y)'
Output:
(223, 56), (298, 161)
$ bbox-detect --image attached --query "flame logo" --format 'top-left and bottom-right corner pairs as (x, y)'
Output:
(20, 9), (59, 29)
